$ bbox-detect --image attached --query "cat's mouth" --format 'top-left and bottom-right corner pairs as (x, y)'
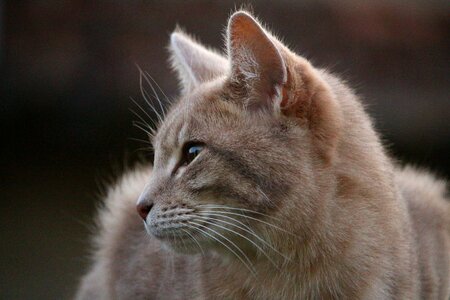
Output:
(148, 223), (207, 254)
(144, 208), (253, 254)
(145, 215), (233, 254)
(144, 218), (205, 243)
(160, 232), (195, 247)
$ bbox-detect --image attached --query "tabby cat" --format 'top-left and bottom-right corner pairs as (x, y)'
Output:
(76, 11), (450, 299)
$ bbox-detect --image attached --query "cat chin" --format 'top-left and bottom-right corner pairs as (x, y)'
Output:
(161, 240), (203, 255)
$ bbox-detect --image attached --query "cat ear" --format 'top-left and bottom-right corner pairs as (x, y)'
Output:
(169, 30), (228, 93)
(227, 11), (287, 110)
(227, 11), (342, 163)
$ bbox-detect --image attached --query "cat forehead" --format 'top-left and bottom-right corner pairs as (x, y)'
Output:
(154, 78), (237, 148)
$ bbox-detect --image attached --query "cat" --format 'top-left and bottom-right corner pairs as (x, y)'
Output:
(76, 11), (450, 299)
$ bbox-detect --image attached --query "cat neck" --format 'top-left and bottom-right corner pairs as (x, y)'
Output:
(198, 202), (348, 298)
(199, 170), (398, 299)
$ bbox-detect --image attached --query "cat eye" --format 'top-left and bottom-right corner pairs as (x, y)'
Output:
(182, 142), (204, 166)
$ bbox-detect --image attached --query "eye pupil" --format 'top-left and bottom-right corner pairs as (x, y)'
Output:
(188, 146), (201, 156)
(184, 143), (203, 165)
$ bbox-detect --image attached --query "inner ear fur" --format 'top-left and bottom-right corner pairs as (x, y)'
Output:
(169, 30), (228, 93)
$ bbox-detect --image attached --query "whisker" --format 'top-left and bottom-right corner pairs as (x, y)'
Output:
(193, 215), (280, 269)
(132, 121), (154, 137)
(128, 137), (153, 146)
(144, 70), (173, 106)
(133, 120), (156, 134)
(197, 211), (258, 235)
(184, 223), (209, 245)
(177, 230), (188, 251)
(129, 138), (153, 153)
(140, 75), (164, 124)
(135, 64), (165, 122)
(198, 204), (282, 221)
(198, 210), (295, 236)
(180, 227), (205, 255)
(258, 188), (274, 206)
(142, 71), (167, 115)
(188, 221), (257, 277)
(194, 213), (290, 261)
(130, 96), (153, 122)
(133, 147), (153, 153)
(129, 107), (157, 129)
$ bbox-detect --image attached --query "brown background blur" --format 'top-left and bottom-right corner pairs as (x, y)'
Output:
(1, 1), (449, 299)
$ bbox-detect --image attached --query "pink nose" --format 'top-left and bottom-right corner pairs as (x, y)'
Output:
(136, 201), (153, 221)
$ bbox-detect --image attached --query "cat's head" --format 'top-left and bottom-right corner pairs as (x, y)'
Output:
(137, 11), (343, 258)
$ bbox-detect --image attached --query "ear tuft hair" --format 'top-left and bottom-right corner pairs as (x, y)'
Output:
(169, 29), (228, 93)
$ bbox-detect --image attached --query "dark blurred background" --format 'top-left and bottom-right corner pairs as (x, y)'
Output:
(1, 1), (449, 298)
